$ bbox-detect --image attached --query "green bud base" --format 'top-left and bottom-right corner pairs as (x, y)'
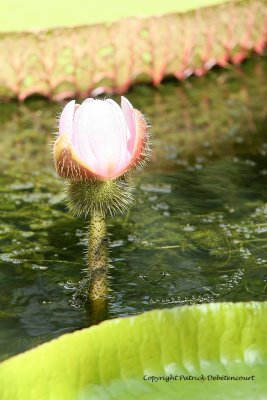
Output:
(66, 178), (134, 218)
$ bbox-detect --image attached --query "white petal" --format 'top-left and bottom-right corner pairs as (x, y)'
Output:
(88, 100), (128, 178)
(121, 96), (136, 153)
(59, 100), (76, 138)
(72, 99), (98, 172)
(105, 99), (130, 172)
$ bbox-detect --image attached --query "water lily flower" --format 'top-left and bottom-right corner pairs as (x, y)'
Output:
(54, 97), (148, 180)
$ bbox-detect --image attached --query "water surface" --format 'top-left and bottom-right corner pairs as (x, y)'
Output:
(0, 56), (267, 361)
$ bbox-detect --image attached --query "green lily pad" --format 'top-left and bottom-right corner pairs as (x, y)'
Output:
(0, 302), (266, 399)
(1, 0), (230, 32)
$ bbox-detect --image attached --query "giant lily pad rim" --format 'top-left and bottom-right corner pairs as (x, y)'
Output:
(1, 301), (267, 400)
(0, 300), (266, 366)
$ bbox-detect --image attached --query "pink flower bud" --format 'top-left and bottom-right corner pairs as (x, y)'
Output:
(53, 97), (148, 180)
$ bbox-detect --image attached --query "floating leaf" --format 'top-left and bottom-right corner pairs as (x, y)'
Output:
(0, 302), (266, 399)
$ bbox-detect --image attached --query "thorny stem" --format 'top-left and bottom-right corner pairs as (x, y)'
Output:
(87, 210), (108, 301)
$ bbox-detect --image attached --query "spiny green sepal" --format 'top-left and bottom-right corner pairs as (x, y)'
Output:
(65, 178), (134, 217)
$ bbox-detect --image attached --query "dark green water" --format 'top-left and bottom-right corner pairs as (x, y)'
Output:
(1, 56), (267, 361)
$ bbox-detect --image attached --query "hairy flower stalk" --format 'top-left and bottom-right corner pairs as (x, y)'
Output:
(53, 96), (149, 304)
(87, 210), (108, 297)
